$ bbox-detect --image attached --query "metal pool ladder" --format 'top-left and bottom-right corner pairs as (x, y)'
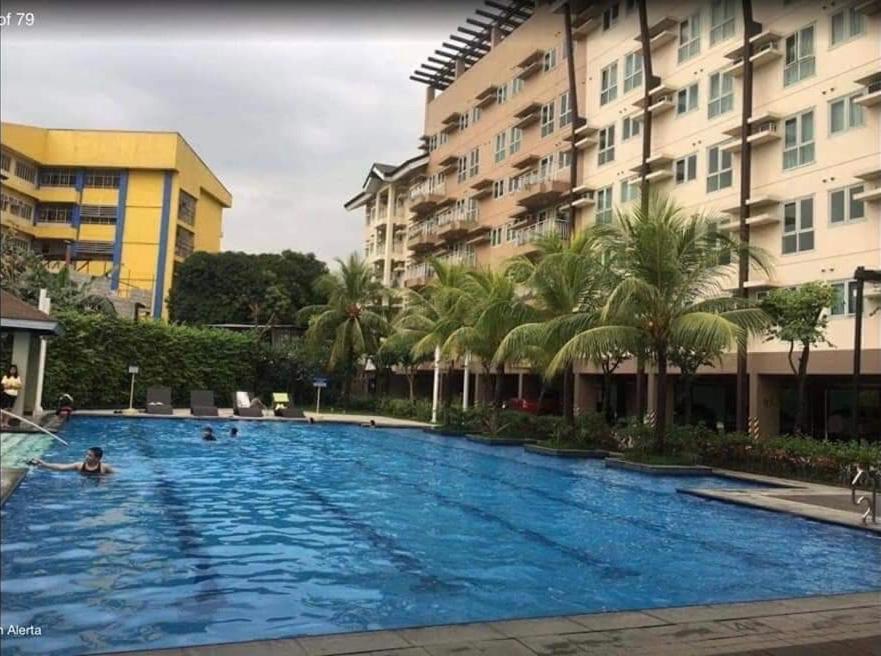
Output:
(850, 465), (879, 525)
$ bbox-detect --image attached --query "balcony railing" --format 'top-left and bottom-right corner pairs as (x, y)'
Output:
(515, 219), (570, 247)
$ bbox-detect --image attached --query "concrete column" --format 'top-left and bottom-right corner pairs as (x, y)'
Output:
(426, 86), (436, 104)
(383, 185), (395, 287)
(431, 346), (441, 424)
(517, 372), (524, 398)
(749, 373), (780, 438)
(462, 353), (471, 410)
(33, 289), (50, 414)
(646, 373), (674, 426)
(10, 331), (31, 417)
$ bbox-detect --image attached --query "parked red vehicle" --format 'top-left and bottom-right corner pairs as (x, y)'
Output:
(504, 397), (560, 415)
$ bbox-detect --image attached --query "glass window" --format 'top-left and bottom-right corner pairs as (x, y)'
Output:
(829, 93), (864, 134)
(39, 168), (77, 187)
(509, 127), (522, 155)
(784, 25), (815, 87)
(496, 83), (509, 104)
(829, 185), (865, 224)
(830, 7), (864, 45)
(622, 114), (642, 141)
(706, 145), (733, 192)
(596, 186), (614, 224)
(782, 197), (814, 254)
(457, 156), (468, 183)
(783, 110), (815, 170)
(830, 280), (858, 315)
(710, 0), (736, 44)
(676, 84), (699, 115)
(600, 62), (618, 105)
(675, 154), (697, 184)
(511, 77), (524, 96)
(493, 180), (505, 199)
(84, 171), (121, 188)
(558, 149), (572, 170)
(540, 101), (556, 137)
(598, 125), (615, 165)
(558, 91), (572, 129)
(458, 111), (470, 131)
(468, 148), (480, 178)
(79, 205), (118, 225)
(0, 151), (10, 172)
(36, 204), (73, 224)
(494, 131), (507, 163)
(603, 3), (620, 30)
(14, 160), (37, 184)
(678, 12), (702, 63)
(624, 52), (643, 93)
(490, 226), (503, 247)
(543, 48), (558, 72)
(708, 71), (734, 118)
(178, 191), (197, 226)
(620, 179), (640, 203)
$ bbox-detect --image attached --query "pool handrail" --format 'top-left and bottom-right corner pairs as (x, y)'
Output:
(1, 410), (69, 446)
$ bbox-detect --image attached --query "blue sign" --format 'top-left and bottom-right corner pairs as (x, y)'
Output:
(312, 377), (328, 388)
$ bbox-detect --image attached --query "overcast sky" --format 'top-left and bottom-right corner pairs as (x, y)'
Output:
(0, 1), (472, 263)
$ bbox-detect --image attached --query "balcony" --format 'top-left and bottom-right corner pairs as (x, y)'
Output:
(511, 153), (540, 171)
(515, 219), (570, 255)
(407, 224), (440, 252)
(466, 224), (491, 245)
(570, 5), (601, 40)
(513, 171), (570, 209)
(475, 84), (498, 109)
(629, 153), (673, 175)
(721, 195), (781, 217)
(408, 183), (447, 214)
(632, 83), (676, 113)
(855, 72), (881, 108)
(513, 102), (542, 130)
(515, 50), (544, 78)
(723, 31), (782, 78)
(437, 216), (477, 241)
(440, 111), (461, 135)
(470, 178), (494, 200)
(632, 17), (678, 52)
(572, 185), (596, 208)
(720, 213), (779, 232)
(721, 113), (781, 154)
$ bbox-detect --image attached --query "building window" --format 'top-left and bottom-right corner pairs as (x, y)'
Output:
(494, 132), (507, 163)
(1, 193), (34, 220)
(596, 186), (614, 224)
(468, 148), (480, 178)
(538, 154), (555, 180)
(623, 52), (643, 93)
(473, 107), (482, 124)
(678, 12), (702, 63)
(512, 77), (524, 95)
(830, 6), (864, 46)
(36, 204), (73, 224)
(458, 111), (470, 131)
(492, 180), (505, 199)
(603, 2), (620, 30)
(784, 25), (815, 87)
(506, 221), (517, 243)
(37, 168), (75, 187)
(496, 83), (509, 104)
(543, 47), (558, 72)
(178, 190), (197, 226)
(829, 93), (864, 134)
(783, 110), (815, 170)
(0, 151), (10, 172)
(427, 135), (438, 152)
(79, 205), (118, 225)
(782, 197), (814, 254)
(622, 114), (642, 141)
(439, 132), (448, 146)
(466, 198), (478, 222)
(175, 226), (195, 259)
(558, 149), (571, 171)
(829, 185), (865, 224)
(676, 83), (699, 115)
(621, 179), (640, 203)
(540, 101), (556, 137)
(598, 126), (615, 165)
(710, 0), (736, 45)
(706, 145), (733, 192)
(457, 156), (468, 183)
(674, 154), (697, 184)
(85, 171), (121, 188)
(14, 160), (37, 184)
(600, 62), (618, 105)
(490, 226), (503, 247)
(558, 91), (572, 129)
(509, 127), (522, 155)
(830, 280), (858, 316)
(508, 175), (524, 194)
(708, 71), (734, 118)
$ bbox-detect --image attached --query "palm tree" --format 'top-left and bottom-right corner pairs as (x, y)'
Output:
(549, 195), (771, 453)
(298, 253), (388, 404)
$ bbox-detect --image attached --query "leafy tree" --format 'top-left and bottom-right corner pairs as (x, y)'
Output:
(549, 195), (770, 453)
(297, 253), (388, 404)
(760, 282), (835, 435)
(167, 250), (328, 325)
(669, 344), (723, 426)
(376, 331), (429, 401)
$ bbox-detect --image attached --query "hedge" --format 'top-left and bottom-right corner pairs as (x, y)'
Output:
(43, 312), (269, 409)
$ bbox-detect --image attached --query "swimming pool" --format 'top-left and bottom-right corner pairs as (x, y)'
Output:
(1, 417), (879, 655)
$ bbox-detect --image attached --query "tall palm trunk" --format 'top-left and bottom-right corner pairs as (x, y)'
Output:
(793, 345), (810, 434)
(406, 370), (415, 402)
(654, 343), (669, 453)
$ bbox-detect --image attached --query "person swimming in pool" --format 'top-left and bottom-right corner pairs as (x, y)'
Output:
(230, 427), (239, 438)
(31, 447), (115, 475)
(202, 426), (217, 441)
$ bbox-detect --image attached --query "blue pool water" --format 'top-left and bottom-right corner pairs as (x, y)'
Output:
(1, 418), (879, 655)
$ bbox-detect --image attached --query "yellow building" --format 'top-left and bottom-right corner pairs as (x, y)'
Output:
(0, 122), (232, 318)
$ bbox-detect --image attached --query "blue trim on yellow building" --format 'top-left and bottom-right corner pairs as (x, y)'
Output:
(152, 171), (173, 318)
(110, 171), (129, 291)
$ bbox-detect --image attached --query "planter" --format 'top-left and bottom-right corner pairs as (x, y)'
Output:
(605, 458), (713, 476)
(466, 435), (538, 446)
(525, 444), (622, 459)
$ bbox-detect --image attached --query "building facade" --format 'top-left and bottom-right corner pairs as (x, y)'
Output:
(350, 0), (881, 438)
(1, 123), (232, 318)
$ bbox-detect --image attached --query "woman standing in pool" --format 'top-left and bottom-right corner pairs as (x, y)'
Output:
(1, 364), (23, 428)
(32, 447), (116, 475)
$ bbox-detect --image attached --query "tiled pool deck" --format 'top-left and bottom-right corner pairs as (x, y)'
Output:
(106, 591), (880, 656)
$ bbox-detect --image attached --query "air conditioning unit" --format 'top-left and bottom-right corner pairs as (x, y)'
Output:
(756, 41), (779, 55)
(655, 94), (673, 104)
(754, 122), (778, 135)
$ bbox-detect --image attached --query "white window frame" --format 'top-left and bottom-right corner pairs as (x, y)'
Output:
(492, 180), (505, 199)
(558, 149), (571, 171)
(706, 144), (733, 193)
(622, 114), (642, 141)
(600, 62), (618, 106)
(830, 280), (858, 316)
(543, 47), (558, 72)
(828, 92), (864, 135)
(540, 101), (556, 137)
(676, 83), (699, 116)
(678, 12), (701, 63)
(784, 24), (815, 87)
(708, 71), (734, 119)
(511, 77), (524, 96)
(602, 2), (620, 30)
(782, 109), (815, 171)
(710, 0), (736, 45)
(459, 111), (470, 131)
(623, 52), (643, 93)
(494, 131), (507, 163)
(598, 125), (615, 165)
(558, 91), (572, 129)
(674, 154), (697, 185)
(490, 226), (503, 247)
(468, 147), (480, 178)
(457, 156), (468, 183)
(830, 6), (864, 47)
(509, 127), (522, 155)
(496, 83), (509, 104)
(829, 184), (866, 225)
(596, 186), (614, 224)
(620, 178), (639, 203)
(782, 196), (814, 255)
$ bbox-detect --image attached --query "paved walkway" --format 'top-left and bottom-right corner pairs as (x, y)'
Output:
(75, 409), (431, 429)
(107, 591), (880, 655)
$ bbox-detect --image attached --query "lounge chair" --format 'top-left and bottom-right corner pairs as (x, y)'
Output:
(272, 392), (305, 418)
(145, 386), (174, 415)
(234, 391), (264, 417)
(190, 390), (218, 416)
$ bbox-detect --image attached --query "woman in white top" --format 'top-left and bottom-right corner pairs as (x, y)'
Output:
(1, 364), (23, 428)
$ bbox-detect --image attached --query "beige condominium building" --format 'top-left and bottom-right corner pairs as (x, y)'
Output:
(347, 0), (881, 438)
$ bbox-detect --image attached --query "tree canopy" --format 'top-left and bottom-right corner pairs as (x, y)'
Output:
(167, 250), (328, 325)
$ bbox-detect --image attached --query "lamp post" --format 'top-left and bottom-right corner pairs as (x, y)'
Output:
(123, 365), (139, 415)
(851, 266), (881, 439)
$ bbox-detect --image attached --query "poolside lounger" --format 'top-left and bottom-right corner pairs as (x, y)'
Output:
(234, 391), (264, 417)
(272, 392), (305, 418)
(145, 386), (174, 415)
(190, 390), (219, 417)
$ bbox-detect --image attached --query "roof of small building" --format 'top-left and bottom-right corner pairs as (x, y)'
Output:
(0, 291), (60, 335)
